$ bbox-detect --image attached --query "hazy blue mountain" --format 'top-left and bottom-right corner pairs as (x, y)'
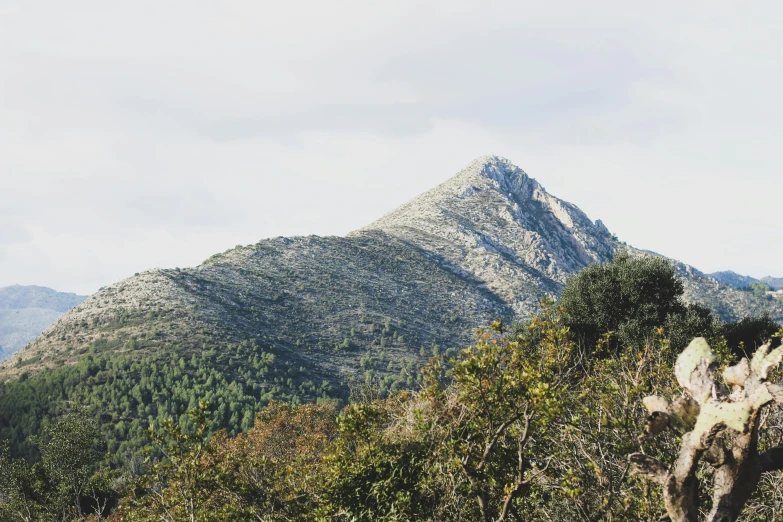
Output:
(761, 276), (783, 290)
(709, 271), (760, 289)
(708, 271), (783, 291)
(0, 286), (87, 362)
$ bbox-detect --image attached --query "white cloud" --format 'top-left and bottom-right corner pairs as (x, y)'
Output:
(1, 0), (782, 294)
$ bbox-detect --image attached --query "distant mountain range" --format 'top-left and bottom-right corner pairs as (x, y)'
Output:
(0, 286), (86, 362)
(2, 156), (780, 387)
(709, 271), (783, 290)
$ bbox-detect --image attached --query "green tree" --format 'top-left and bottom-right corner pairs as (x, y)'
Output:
(0, 411), (109, 522)
(0, 443), (43, 522)
(37, 412), (105, 520)
(559, 251), (686, 351)
(749, 281), (773, 295)
(115, 401), (224, 522)
(721, 313), (781, 358)
(323, 307), (574, 521)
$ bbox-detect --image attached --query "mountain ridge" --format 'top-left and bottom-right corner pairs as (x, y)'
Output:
(763, 276), (783, 290)
(709, 271), (783, 290)
(2, 156), (781, 384)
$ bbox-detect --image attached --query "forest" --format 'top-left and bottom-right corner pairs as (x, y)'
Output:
(2, 252), (783, 521)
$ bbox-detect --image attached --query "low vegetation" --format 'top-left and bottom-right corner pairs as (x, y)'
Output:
(2, 255), (782, 521)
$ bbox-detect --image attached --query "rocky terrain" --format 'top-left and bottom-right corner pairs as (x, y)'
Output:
(358, 156), (616, 314)
(678, 265), (782, 320)
(0, 286), (86, 362)
(2, 156), (781, 385)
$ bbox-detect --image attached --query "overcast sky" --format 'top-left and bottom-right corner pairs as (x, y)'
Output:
(1, 1), (781, 295)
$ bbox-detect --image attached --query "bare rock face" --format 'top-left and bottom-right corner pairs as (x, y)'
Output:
(359, 156), (616, 315)
(361, 155), (781, 322)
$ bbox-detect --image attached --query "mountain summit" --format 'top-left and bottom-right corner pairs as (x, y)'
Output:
(360, 156), (614, 312)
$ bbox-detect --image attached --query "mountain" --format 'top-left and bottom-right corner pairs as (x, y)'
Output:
(761, 276), (783, 290)
(677, 265), (782, 321)
(358, 156), (616, 314)
(1, 156), (781, 459)
(0, 286), (86, 362)
(709, 271), (760, 289)
(708, 271), (783, 293)
(3, 155), (781, 379)
(0, 157), (625, 382)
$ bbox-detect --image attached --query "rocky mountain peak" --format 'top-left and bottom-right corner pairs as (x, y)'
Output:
(358, 155), (617, 313)
(451, 155), (534, 196)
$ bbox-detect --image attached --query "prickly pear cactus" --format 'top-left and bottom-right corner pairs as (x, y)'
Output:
(631, 336), (783, 522)
(675, 337), (717, 391)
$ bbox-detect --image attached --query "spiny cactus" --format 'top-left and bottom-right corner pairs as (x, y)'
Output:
(630, 337), (783, 522)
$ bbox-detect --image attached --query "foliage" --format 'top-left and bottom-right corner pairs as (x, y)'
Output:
(0, 411), (111, 522)
(112, 400), (339, 522)
(319, 305), (574, 522)
(0, 339), (338, 464)
(721, 314), (782, 358)
(747, 282), (775, 294)
(1, 254), (782, 522)
(322, 397), (435, 521)
(559, 251), (686, 351)
(541, 330), (679, 520)
(211, 400), (338, 520)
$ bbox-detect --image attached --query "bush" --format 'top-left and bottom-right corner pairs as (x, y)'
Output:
(559, 251), (685, 351)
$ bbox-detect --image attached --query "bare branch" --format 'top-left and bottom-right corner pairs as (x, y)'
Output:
(628, 453), (668, 485)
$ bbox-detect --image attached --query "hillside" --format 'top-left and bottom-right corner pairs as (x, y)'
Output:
(1, 155), (781, 460)
(1, 232), (509, 380)
(677, 264), (783, 321)
(0, 285), (86, 362)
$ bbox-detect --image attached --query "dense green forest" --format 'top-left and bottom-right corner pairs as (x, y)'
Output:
(2, 253), (782, 521)
(0, 332), (438, 465)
